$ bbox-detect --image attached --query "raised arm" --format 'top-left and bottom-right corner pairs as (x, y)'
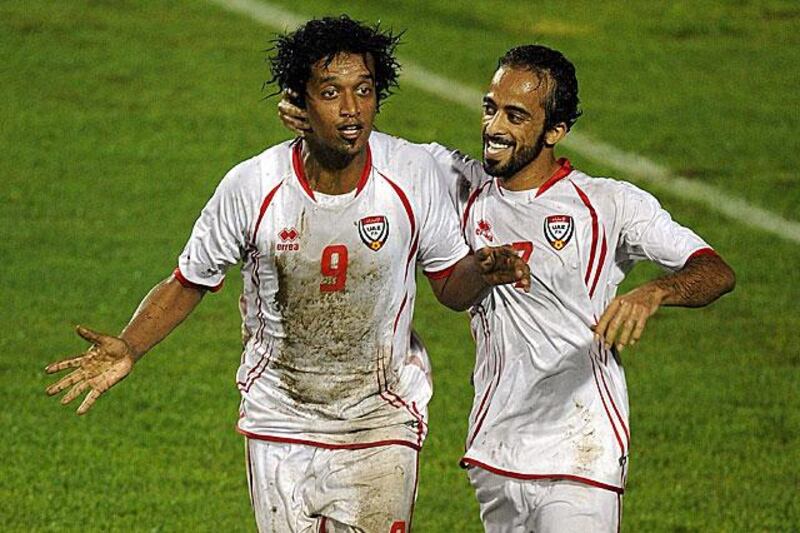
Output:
(594, 251), (735, 351)
(45, 275), (205, 414)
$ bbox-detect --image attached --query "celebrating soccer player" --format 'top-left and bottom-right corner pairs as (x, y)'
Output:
(45, 16), (530, 532)
(280, 43), (735, 531)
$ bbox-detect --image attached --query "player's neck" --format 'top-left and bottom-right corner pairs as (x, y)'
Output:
(501, 150), (562, 192)
(301, 141), (367, 195)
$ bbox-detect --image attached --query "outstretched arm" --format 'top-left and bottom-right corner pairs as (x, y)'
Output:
(594, 252), (735, 351)
(429, 246), (531, 312)
(45, 275), (205, 414)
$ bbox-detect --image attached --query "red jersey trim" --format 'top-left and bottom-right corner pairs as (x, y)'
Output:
(251, 181), (284, 243)
(291, 142), (372, 201)
(423, 263), (457, 281)
(462, 181), (491, 232)
(684, 247), (718, 266)
(534, 158), (572, 198)
(460, 457), (624, 494)
(236, 427), (421, 451)
(172, 267), (223, 293)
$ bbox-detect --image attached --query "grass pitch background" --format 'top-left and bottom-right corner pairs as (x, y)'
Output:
(2, 0), (798, 530)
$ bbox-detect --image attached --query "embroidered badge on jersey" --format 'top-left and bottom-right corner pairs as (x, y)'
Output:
(544, 215), (574, 250)
(358, 215), (389, 251)
(476, 219), (494, 242)
(276, 227), (300, 252)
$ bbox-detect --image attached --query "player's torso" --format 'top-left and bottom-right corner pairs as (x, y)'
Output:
(239, 143), (422, 420)
(464, 174), (620, 333)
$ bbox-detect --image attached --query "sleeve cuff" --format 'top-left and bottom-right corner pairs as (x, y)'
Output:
(173, 267), (224, 293)
(683, 247), (718, 266)
(423, 264), (457, 281)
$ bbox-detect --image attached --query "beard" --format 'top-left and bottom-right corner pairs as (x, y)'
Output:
(304, 133), (361, 171)
(483, 129), (547, 178)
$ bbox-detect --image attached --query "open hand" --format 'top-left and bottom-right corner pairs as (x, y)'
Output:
(593, 285), (666, 351)
(45, 325), (135, 415)
(278, 89), (311, 135)
(476, 245), (531, 292)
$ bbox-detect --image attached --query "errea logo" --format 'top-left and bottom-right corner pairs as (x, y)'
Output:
(276, 227), (300, 251)
(476, 219), (494, 242)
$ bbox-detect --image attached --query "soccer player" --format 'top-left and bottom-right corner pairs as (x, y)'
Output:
(44, 17), (529, 533)
(281, 44), (735, 531)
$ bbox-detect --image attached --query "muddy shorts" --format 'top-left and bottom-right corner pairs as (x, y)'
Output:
(246, 438), (418, 532)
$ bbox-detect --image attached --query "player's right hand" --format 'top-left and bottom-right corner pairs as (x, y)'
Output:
(45, 325), (135, 415)
(476, 245), (531, 292)
(278, 89), (311, 135)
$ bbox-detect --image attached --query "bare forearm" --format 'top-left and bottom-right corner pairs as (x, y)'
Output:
(120, 275), (205, 360)
(650, 253), (736, 308)
(432, 255), (489, 312)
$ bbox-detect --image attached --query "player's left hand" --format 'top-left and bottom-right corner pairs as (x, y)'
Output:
(278, 89), (311, 135)
(593, 285), (666, 351)
(476, 245), (531, 292)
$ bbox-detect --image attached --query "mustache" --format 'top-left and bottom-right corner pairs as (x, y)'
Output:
(483, 134), (515, 147)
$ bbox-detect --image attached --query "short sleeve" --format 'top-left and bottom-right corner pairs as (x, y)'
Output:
(176, 160), (259, 290)
(616, 181), (712, 271)
(422, 143), (490, 212)
(413, 150), (471, 277)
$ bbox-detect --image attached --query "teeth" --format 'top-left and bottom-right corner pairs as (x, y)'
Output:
(487, 140), (511, 150)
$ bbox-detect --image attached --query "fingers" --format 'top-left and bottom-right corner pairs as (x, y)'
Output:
(593, 300), (620, 342)
(77, 388), (102, 415)
(76, 325), (104, 345)
(45, 355), (84, 374)
(475, 248), (495, 272)
(595, 299), (652, 351)
(46, 369), (85, 396)
(61, 381), (90, 405)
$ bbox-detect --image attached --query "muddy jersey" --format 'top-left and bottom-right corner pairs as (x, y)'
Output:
(426, 144), (713, 492)
(176, 132), (469, 450)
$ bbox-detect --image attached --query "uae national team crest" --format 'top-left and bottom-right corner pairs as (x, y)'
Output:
(358, 215), (389, 251)
(544, 215), (574, 250)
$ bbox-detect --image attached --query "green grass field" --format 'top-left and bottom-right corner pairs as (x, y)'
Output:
(2, 0), (798, 531)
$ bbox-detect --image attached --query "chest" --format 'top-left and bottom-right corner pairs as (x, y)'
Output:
(466, 192), (611, 294)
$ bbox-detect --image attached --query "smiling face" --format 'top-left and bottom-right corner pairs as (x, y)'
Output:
(481, 66), (552, 179)
(303, 52), (378, 166)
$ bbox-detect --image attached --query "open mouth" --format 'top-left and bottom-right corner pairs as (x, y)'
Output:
(338, 124), (364, 141)
(484, 136), (514, 157)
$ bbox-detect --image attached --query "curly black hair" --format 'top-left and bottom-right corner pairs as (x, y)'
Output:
(267, 15), (402, 109)
(499, 45), (582, 131)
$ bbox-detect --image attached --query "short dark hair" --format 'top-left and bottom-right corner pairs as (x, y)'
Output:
(268, 15), (402, 109)
(499, 45), (582, 131)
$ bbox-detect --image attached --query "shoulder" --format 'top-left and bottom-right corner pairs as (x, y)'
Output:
(369, 131), (440, 174)
(220, 139), (295, 196)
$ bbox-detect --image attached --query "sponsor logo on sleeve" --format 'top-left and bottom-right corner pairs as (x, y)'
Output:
(358, 215), (389, 251)
(544, 215), (574, 250)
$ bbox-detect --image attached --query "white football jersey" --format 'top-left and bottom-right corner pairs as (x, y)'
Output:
(426, 144), (713, 492)
(176, 132), (469, 450)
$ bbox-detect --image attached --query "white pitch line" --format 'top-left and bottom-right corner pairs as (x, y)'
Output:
(207, 0), (800, 244)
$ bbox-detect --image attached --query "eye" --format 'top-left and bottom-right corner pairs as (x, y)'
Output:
(508, 112), (525, 124)
(321, 87), (338, 99)
(356, 84), (373, 96)
(482, 102), (496, 116)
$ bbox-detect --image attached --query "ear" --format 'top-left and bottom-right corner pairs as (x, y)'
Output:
(544, 122), (568, 146)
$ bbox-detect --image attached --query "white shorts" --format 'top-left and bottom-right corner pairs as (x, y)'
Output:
(245, 438), (418, 532)
(468, 467), (622, 532)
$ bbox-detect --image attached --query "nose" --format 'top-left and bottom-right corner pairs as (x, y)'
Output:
(483, 112), (507, 137)
(340, 90), (359, 118)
